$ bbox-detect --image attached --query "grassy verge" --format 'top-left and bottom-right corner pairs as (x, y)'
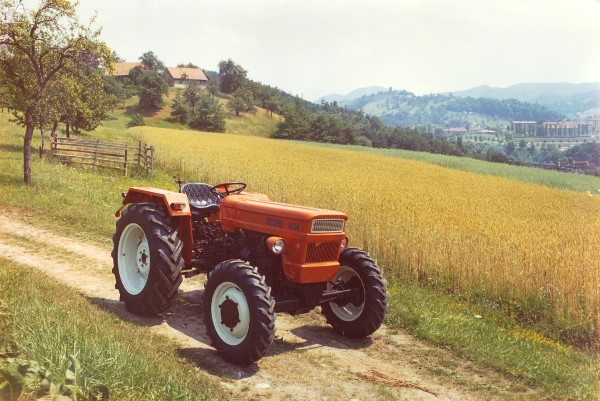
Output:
(0, 258), (225, 401)
(306, 142), (600, 193)
(387, 282), (599, 400)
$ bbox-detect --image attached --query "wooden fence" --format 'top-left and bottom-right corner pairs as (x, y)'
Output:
(50, 137), (154, 175)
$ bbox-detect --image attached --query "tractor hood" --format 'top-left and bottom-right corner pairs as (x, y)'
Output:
(219, 193), (348, 236)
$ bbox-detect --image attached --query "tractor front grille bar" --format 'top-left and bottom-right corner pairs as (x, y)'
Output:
(306, 242), (341, 263)
(311, 219), (345, 233)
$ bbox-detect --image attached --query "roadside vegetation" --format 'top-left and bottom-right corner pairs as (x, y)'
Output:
(387, 282), (599, 400)
(0, 258), (224, 401)
(0, 111), (598, 399)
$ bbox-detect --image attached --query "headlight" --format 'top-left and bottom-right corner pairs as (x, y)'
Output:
(266, 237), (285, 255)
(340, 237), (349, 251)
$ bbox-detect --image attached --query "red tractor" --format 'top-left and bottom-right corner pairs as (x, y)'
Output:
(112, 181), (388, 364)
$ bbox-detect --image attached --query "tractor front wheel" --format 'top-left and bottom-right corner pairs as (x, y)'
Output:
(322, 247), (388, 338)
(203, 260), (275, 364)
(112, 202), (184, 316)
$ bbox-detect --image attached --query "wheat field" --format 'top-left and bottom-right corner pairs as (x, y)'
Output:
(126, 127), (600, 342)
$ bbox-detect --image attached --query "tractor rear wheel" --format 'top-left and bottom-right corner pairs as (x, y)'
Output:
(112, 202), (184, 316)
(322, 247), (388, 338)
(203, 260), (276, 364)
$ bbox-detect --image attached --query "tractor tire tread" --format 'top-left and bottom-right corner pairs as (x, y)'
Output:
(112, 202), (184, 317)
(203, 259), (276, 365)
(322, 247), (388, 338)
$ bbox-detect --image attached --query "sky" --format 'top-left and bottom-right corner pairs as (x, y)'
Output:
(72, 0), (600, 101)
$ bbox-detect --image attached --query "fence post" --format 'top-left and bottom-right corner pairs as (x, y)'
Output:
(140, 143), (145, 171)
(137, 141), (141, 166)
(150, 146), (154, 174)
(124, 149), (128, 176)
(93, 140), (99, 169)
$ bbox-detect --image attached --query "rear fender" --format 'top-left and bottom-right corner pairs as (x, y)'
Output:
(116, 187), (194, 264)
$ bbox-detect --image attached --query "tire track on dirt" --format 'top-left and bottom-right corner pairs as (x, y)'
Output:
(0, 213), (538, 401)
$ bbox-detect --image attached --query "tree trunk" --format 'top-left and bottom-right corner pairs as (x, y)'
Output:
(23, 122), (34, 185)
(51, 121), (58, 138)
(39, 127), (44, 159)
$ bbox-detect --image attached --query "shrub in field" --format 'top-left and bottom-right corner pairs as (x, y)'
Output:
(126, 113), (145, 128)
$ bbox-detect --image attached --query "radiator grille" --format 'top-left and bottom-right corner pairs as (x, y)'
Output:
(306, 242), (340, 263)
(311, 219), (345, 233)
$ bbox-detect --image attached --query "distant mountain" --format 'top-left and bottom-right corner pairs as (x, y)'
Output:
(340, 90), (563, 128)
(453, 83), (600, 116)
(316, 86), (387, 104)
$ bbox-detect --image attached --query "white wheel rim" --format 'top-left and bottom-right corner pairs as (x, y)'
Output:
(118, 223), (150, 295)
(328, 265), (365, 322)
(211, 282), (250, 345)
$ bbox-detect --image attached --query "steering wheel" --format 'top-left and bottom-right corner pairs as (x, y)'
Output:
(210, 182), (247, 198)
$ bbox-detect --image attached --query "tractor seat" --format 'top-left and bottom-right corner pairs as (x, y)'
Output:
(179, 183), (220, 214)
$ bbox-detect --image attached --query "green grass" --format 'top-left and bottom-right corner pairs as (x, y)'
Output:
(305, 142), (600, 193)
(0, 258), (225, 401)
(1, 112), (599, 400)
(103, 90), (280, 137)
(387, 282), (600, 400)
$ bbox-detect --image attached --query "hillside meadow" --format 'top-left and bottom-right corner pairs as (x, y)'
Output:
(1, 110), (599, 398)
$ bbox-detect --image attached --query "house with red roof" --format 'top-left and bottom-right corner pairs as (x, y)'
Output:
(164, 67), (208, 88)
(105, 62), (142, 80)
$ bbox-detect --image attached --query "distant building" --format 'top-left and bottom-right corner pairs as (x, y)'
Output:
(444, 127), (468, 135)
(586, 116), (600, 133)
(511, 121), (537, 136)
(476, 129), (496, 135)
(165, 67), (208, 88)
(104, 62), (141, 80)
(542, 121), (590, 137)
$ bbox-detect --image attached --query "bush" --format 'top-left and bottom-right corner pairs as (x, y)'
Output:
(127, 114), (145, 128)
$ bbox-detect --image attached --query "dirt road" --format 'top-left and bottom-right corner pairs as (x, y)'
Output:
(0, 212), (539, 401)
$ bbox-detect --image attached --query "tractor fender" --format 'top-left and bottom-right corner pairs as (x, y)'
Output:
(116, 187), (192, 218)
(116, 187), (194, 264)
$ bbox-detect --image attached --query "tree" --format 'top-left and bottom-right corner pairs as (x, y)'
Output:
(226, 96), (247, 117)
(218, 59), (247, 94)
(53, 73), (114, 137)
(131, 66), (168, 109)
(170, 91), (191, 124)
(227, 86), (256, 117)
(102, 75), (134, 108)
(129, 51), (168, 109)
(0, 0), (112, 184)
(564, 142), (600, 165)
(172, 88), (225, 132)
(139, 51), (165, 73)
(183, 82), (203, 112)
(206, 79), (220, 95)
(177, 62), (198, 68)
(263, 95), (281, 118)
(189, 91), (225, 132)
(273, 99), (311, 140)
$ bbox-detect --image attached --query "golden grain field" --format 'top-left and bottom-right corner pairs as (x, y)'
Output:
(130, 127), (600, 341)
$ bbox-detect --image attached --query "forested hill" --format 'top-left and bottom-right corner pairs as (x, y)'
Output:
(453, 82), (600, 116)
(340, 90), (563, 128)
